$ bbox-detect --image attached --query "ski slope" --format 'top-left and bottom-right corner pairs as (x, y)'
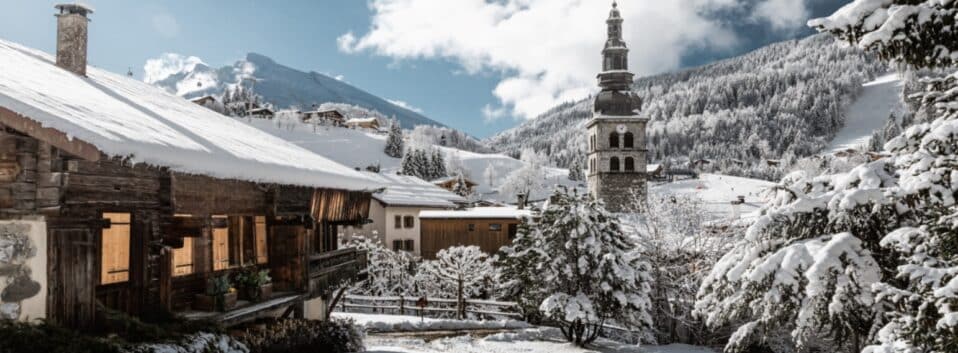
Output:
(826, 73), (903, 152)
(651, 174), (775, 220)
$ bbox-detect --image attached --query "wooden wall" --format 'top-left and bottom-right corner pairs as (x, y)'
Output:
(419, 218), (519, 259)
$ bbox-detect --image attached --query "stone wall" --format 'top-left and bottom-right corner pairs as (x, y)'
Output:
(0, 220), (46, 321)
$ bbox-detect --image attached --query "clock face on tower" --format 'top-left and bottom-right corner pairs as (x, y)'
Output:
(616, 124), (628, 134)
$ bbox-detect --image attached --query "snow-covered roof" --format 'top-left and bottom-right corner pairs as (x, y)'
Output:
(366, 172), (466, 208)
(419, 206), (533, 220)
(646, 164), (662, 173)
(346, 118), (379, 124)
(0, 38), (380, 191)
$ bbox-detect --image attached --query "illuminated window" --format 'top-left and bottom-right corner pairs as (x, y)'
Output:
(101, 213), (131, 285)
(255, 216), (268, 265)
(212, 216), (230, 271)
(172, 237), (194, 277)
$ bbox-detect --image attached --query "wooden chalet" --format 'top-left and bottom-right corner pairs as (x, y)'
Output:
(344, 118), (380, 130)
(302, 110), (346, 126)
(0, 9), (379, 330)
(432, 175), (478, 195)
(247, 107), (275, 119)
(418, 207), (531, 259)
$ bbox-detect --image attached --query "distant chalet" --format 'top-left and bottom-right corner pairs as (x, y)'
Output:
(0, 4), (380, 330)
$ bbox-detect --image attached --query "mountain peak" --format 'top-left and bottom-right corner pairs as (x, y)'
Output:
(143, 52), (444, 129)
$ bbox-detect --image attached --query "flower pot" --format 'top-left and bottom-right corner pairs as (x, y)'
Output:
(240, 283), (273, 302)
(194, 292), (238, 312)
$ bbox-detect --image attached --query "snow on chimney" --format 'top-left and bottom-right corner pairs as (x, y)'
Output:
(55, 3), (94, 76)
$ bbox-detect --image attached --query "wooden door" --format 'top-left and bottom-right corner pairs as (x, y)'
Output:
(47, 227), (97, 329)
(269, 225), (306, 292)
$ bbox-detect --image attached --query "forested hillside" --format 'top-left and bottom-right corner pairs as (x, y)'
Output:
(486, 34), (890, 179)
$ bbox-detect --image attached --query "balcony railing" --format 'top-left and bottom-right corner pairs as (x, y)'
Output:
(306, 247), (367, 299)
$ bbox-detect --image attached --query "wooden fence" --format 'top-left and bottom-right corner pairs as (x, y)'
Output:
(337, 295), (522, 320)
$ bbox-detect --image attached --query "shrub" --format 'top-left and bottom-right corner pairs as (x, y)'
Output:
(235, 318), (365, 353)
(0, 320), (121, 353)
(95, 304), (224, 344)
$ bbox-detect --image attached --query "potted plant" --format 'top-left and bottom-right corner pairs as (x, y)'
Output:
(235, 266), (272, 302)
(194, 275), (238, 312)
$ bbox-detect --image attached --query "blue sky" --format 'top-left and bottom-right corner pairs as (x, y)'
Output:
(0, 0), (847, 137)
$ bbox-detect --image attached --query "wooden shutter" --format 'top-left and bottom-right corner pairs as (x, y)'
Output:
(172, 237), (194, 276)
(101, 213), (131, 285)
(212, 216), (230, 271)
(255, 216), (268, 264)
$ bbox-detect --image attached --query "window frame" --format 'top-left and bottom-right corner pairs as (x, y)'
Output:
(609, 132), (619, 148)
(489, 223), (503, 232)
(394, 215), (402, 229)
(403, 215), (415, 229)
(625, 157), (635, 172)
(610, 157), (621, 172)
(172, 236), (195, 277)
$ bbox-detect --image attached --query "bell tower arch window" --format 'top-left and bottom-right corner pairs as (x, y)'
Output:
(609, 132), (619, 148)
(625, 157), (635, 172)
(624, 132), (634, 148)
(610, 157), (620, 172)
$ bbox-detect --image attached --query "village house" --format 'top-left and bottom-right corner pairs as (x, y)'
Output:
(0, 4), (379, 330)
(302, 109), (346, 126)
(342, 173), (465, 256)
(418, 207), (531, 259)
(247, 107), (275, 119)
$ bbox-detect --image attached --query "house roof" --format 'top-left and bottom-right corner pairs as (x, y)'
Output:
(365, 172), (466, 208)
(0, 38), (380, 191)
(419, 206), (533, 220)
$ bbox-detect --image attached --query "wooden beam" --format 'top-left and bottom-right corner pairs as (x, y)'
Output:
(0, 106), (101, 161)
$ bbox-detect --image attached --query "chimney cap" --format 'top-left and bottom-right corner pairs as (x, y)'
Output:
(55, 3), (94, 16)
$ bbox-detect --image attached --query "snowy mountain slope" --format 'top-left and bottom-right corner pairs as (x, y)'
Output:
(825, 73), (904, 152)
(241, 116), (574, 203)
(486, 34), (890, 179)
(144, 53), (443, 129)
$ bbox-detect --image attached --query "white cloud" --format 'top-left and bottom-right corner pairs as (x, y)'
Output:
(339, 0), (749, 120)
(151, 13), (180, 39)
(752, 0), (810, 30)
(334, 74), (346, 81)
(388, 99), (424, 114)
(482, 104), (508, 122)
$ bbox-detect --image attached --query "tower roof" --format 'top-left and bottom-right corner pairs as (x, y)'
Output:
(55, 3), (94, 16)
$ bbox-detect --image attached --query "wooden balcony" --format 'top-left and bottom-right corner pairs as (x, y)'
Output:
(306, 247), (367, 299)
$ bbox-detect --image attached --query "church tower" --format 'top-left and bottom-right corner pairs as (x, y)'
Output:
(586, 1), (648, 212)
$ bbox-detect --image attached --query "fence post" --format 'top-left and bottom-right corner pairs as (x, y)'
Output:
(399, 295), (405, 315)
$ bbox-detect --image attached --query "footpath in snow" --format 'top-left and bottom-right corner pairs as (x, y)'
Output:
(364, 327), (715, 353)
(826, 73), (903, 153)
(332, 312), (530, 333)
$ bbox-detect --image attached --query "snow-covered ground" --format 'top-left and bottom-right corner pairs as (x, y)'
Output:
(365, 327), (714, 353)
(650, 174), (775, 219)
(826, 73), (904, 153)
(332, 312), (531, 333)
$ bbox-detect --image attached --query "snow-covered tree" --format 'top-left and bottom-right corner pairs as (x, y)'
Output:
(567, 158), (584, 181)
(498, 148), (548, 202)
(451, 173), (471, 198)
(808, 2), (958, 352)
(349, 237), (414, 298)
(495, 216), (547, 323)
(623, 193), (730, 346)
(384, 120), (404, 158)
(483, 165), (498, 188)
(416, 246), (493, 319)
(501, 187), (653, 346)
(431, 149), (448, 180)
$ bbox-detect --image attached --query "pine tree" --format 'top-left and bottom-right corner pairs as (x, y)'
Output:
(431, 149), (448, 180)
(501, 187), (653, 346)
(452, 173), (470, 197)
(384, 121), (404, 158)
(400, 149), (415, 176)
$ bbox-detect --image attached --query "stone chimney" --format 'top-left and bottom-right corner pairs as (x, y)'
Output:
(516, 193), (527, 210)
(55, 3), (94, 76)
